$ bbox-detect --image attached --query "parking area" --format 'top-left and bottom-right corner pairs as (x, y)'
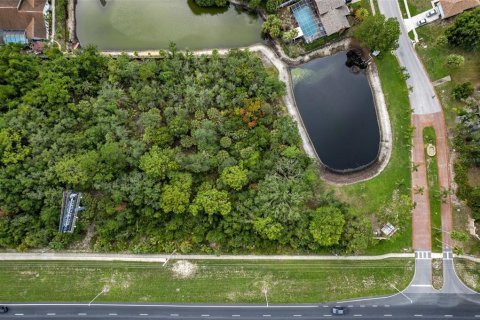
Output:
(404, 7), (441, 32)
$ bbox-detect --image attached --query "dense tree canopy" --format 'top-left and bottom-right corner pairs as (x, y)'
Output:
(353, 14), (400, 53)
(0, 44), (368, 254)
(445, 8), (480, 50)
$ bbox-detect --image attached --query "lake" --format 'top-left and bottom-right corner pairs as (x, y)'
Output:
(76, 0), (263, 50)
(292, 53), (380, 172)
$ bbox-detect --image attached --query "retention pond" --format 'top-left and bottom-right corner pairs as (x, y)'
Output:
(76, 0), (263, 50)
(292, 52), (380, 173)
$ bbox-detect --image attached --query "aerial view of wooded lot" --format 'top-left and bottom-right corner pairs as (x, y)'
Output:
(0, 45), (371, 254)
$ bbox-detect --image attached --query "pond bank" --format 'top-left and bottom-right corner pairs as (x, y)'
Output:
(101, 40), (391, 185)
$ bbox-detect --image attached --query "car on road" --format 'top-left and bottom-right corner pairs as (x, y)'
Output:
(331, 306), (347, 315)
(426, 8), (437, 17)
(0, 306), (8, 313)
(417, 18), (427, 26)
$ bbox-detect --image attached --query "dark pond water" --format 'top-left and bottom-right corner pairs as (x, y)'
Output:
(76, 0), (263, 50)
(292, 52), (380, 172)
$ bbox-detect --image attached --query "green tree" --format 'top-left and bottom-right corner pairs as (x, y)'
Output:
(262, 15), (282, 38)
(160, 173), (192, 214)
(219, 165), (249, 191)
(445, 8), (480, 50)
(266, 0), (280, 13)
(354, 8), (369, 21)
(139, 146), (180, 179)
(190, 183), (231, 216)
(353, 14), (400, 53)
(452, 82), (474, 100)
(194, 0), (227, 7)
(450, 230), (469, 242)
(309, 206), (345, 246)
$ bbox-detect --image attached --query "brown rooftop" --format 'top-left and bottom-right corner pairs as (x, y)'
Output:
(0, 0), (47, 39)
(439, 0), (480, 17)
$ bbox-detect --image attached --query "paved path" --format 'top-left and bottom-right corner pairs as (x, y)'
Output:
(0, 252), (416, 262)
(378, 0), (471, 295)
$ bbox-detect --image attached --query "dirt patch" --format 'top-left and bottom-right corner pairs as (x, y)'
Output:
(432, 259), (443, 290)
(172, 260), (198, 278)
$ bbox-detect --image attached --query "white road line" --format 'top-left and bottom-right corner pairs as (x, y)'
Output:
(170, 314), (179, 317)
(46, 313), (56, 316)
(78, 313), (87, 316)
(108, 313), (117, 316)
(231, 315), (240, 317)
(444, 315), (453, 318)
(384, 315), (392, 317)
(353, 315), (362, 317)
(139, 314), (149, 316)
(5, 303), (319, 309)
(475, 316), (480, 318)
(14, 314), (24, 316)
(348, 305), (354, 308)
(360, 305), (365, 308)
(263, 315), (271, 317)
(414, 315), (423, 317)
(323, 305), (329, 308)
(293, 315), (302, 317)
(385, 305), (390, 307)
(201, 315), (210, 317)
(372, 305), (378, 307)
(323, 315), (331, 317)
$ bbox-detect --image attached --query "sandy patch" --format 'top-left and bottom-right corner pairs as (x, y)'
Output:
(172, 260), (198, 278)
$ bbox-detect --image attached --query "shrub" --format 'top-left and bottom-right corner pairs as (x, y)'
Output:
(445, 8), (480, 50)
(445, 54), (465, 67)
(452, 82), (474, 100)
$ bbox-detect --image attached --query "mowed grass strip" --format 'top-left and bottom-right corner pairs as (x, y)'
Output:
(423, 127), (442, 252)
(454, 259), (480, 291)
(330, 53), (412, 254)
(0, 259), (414, 303)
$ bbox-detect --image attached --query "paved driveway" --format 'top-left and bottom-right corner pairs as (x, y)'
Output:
(404, 10), (440, 32)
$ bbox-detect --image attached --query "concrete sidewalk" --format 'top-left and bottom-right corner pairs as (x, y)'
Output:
(0, 252), (418, 262)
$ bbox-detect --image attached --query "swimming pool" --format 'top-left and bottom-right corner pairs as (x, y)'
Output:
(292, 4), (319, 38)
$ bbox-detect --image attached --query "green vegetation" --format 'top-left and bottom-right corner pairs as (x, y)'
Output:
(431, 259), (443, 290)
(353, 14), (401, 53)
(0, 259), (414, 303)
(193, 0), (228, 7)
(454, 259), (480, 291)
(0, 44), (373, 254)
(445, 8), (480, 50)
(54, 0), (67, 46)
(303, 33), (342, 52)
(398, 0), (432, 17)
(331, 53), (413, 254)
(415, 19), (480, 230)
(423, 127), (442, 253)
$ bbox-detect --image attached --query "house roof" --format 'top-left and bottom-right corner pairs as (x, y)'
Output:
(0, 0), (47, 39)
(439, 0), (480, 18)
(315, 0), (346, 14)
(314, 0), (350, 35)
(320, 9), (350, 35)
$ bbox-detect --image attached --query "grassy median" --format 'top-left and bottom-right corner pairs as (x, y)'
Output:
(423, 127), (443, 253)
(0, 259), (414, 303)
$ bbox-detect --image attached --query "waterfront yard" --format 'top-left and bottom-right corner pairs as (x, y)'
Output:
(0, 259), (414, 303)
(330, 53), (413, 254)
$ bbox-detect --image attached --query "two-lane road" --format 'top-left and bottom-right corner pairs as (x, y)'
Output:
(1, 299), (480, 320)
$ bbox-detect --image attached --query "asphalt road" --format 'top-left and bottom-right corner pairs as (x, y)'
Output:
(1, 297), (480, 320)
(378, 0), (441, 115)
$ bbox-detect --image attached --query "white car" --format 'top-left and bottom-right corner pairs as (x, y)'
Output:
(417, 18), (427, 26)
(426, 8), (437, 17)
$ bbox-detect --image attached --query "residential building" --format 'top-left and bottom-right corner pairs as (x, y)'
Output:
(433, 0), (480, 18)
(0, 0), (48, 44)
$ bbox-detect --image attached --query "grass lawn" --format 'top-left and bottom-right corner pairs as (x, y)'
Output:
(454, 259), (480, 291)
(423, 127), (442, 253)
(0, 259), (414, 303)
(329, 53), (412, 254)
